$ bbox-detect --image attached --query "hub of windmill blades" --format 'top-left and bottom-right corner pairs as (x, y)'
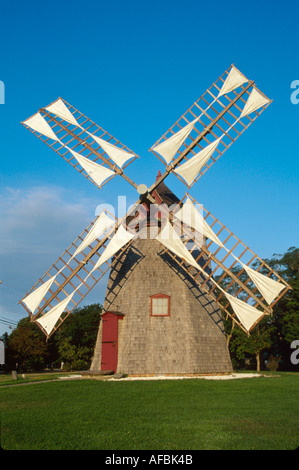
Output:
(137, 183), (148, 196)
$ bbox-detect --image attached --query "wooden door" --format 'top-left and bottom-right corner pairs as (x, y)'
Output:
(101, 312), (121, 372)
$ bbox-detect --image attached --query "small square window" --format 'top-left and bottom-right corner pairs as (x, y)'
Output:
(150, 294), (170, 316)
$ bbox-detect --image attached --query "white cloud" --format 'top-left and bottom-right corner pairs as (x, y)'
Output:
(0, 185), (98, 255)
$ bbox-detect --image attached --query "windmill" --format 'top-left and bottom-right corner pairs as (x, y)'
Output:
(20, 65), (291, 375)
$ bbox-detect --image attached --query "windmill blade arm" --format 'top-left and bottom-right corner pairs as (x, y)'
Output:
(149, 65), (271, 190)
(20, 214), (117, 316)
(22, 98), (139, 191)
(19, 199), (143, 338)
(42, 109), (139, 191)
(179, 194), (290, 306)
(34, 236), (136, 339)
(146, 192), (290, 332)
(149, 79), (254, 193)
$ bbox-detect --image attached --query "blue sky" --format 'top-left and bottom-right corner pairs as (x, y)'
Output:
(0, 0), (298, 336)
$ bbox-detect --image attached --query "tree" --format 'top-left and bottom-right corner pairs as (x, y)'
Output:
(58, 337), (77, 369)
(4, 303), (101, 371)
(229, 317), (275, 371)
(53, 303), (101, 370)
(261, 247), (299, 369)
(58, 337), (91, 370)
(6, 317), (47, 370)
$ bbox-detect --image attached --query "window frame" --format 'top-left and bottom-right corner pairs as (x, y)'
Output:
(150, 293), (170, 317)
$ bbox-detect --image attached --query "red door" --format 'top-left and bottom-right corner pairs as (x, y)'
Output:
(101, 312), (122, 372)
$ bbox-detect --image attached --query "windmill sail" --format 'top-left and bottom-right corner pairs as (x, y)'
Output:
(36, 293), (74, 335)
(19, 195), (142, 339)
(22, 214), (115, 315)
(22, 98), (139, 192)
(91, 225), (135, 272)
(174, 197), (223, 247)
(157, 217), (267, 333)
(224, 293), (265, 332)
(22, 113), (59, 141)
(72, 212), (115, 258)
(241, 88), (270, 118)
(68, 149), (115, 187)
(22, 276), (57, 314)
(152, 66), (248, 166)
(45, 98), (80, 127)
(175, 197), (286, 306)
(156, 220), (200, 270)
(150, 64), (271, 188)
(155, 191), (290, 333)
(89, 134), (135, 168)
(152, 119), (198, 165)
(174, 138), (220, 186)
(217, 66), (248, 97)
(240, 263), (286, 304)
(175, 198), (286, 306)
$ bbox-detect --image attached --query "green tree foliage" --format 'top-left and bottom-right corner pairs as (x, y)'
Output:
(53, 303), (101, 370)
(262, 247), (299, 343)
(4, 304), (101, 371)
(5, 317), (47, 370)
(229, 317), (275, 371)
(260, 247), (299, 369)
(55, 303), (101, 349)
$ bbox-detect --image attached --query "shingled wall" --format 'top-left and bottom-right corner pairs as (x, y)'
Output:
(91, 236), (232, 375)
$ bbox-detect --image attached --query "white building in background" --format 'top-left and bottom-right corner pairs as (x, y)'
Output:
(0, 340), (5, 364)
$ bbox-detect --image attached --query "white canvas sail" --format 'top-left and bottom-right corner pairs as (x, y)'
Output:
(174, 138), (220, 186)
(218, 66), (248, 97)
(36, 293), (74, 335)
(45, 98), (79, 127)
(156, 220), (200, 270)
(241, 88), (270, 118)
(88, 134), (135, 168)
(241, 263), (286, 305)
(174, 197), (223, 247)
(91, 225), (135, 272)
(23, 113), (59, 141)
(69, 149), (115, 187)
(72, 212), (115, 257)
(152, 119), (197, 165)
(22, 276), (57, 314)
(225, 292), (266, 332)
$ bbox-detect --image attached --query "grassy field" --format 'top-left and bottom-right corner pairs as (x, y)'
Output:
(1, 373), (299, 450)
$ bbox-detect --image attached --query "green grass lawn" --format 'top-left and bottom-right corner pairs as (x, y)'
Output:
(1, 373), (299, 450)
(0, 371), (80, 386)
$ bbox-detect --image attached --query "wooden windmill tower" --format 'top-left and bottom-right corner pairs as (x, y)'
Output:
(20, 65), (291, 375)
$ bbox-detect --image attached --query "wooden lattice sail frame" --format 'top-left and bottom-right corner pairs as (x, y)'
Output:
(186, 194), (290, 310)
(150, 64), (271, 190)
(19, 210), (140, 338)
(153, 193), (291, 334)
(22, 98), (139, 191)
